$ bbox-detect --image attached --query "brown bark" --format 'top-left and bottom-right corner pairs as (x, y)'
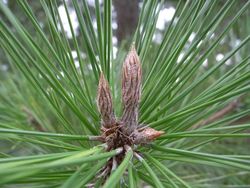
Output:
(113, 0), (139, 44)
(193, 99), (240, 129)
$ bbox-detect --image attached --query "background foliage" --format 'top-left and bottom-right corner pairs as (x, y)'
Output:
(0, 0), (250, 187)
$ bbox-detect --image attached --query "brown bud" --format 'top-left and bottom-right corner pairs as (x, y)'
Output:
(121, 45), (142, 135)
(97, 73), (116, 128)
(133, 128), (164, 144)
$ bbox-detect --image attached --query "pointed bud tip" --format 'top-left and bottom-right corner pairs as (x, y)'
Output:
(130, 45), (138, 58)
(123, 46), (141, 79)
(99, 72), (104, 81)
(98, 72), (108, 87)
(142, 128), (164, 141)
(130, 42), (136, 52)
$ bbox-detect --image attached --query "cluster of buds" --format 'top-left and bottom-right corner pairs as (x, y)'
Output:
(97, 45), (164, 149)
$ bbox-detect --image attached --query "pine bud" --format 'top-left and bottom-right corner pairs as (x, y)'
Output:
(133, 128), (164, 144)
(121, 45), (142, 135)
(97, 73), (116, 128)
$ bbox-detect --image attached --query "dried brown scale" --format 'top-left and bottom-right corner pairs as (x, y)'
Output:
(95, 45), (164, 182)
